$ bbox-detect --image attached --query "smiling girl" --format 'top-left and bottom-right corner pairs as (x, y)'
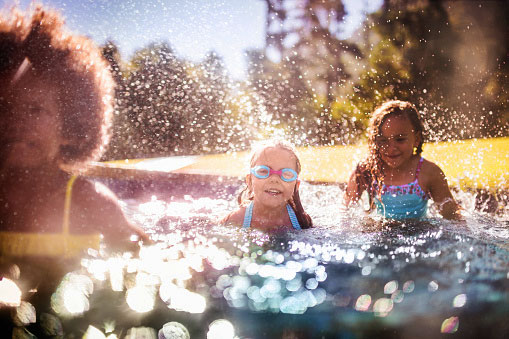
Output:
(344, 100), (461, 220)
(221, 140), (312, 232)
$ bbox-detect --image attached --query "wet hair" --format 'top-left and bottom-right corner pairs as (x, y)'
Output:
(354, 100), (425, 205)
(237, 139), (313, 229)
(0, 4), (114, 168)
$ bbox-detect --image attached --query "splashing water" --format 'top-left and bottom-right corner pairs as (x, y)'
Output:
(4, 179), (508, 338)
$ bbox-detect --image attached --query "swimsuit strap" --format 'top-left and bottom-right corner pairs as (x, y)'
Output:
(63, 175), (78, 235)
(242, 201), (302, 230)
(415, 157), (424, 180)
(242, 201), (254, 228)
(286, 204), (302, 230)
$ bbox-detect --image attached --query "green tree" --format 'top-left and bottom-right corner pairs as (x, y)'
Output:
(257, 0), (362, 144)
(344, 0), (509, 141)
(101, 42), (256, 158)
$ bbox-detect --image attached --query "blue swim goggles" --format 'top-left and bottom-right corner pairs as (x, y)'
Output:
(250, 165), (298, 182)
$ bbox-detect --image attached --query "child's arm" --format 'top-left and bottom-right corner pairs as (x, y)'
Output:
(426, 162), (462, 220)
(77, 179), (150, 245)
(344, 167), (365, 207)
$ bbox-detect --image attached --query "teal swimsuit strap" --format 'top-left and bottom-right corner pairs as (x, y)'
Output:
(415, 157), (424, 179)
(286, 204), (302, 230)
(242, 201), (301, 230)
(242, 201), (254, 228)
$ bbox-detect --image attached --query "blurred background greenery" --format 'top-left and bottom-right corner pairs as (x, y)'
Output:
(100, 0), (508, 160)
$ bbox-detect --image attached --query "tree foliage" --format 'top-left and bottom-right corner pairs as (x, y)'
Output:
(100, 0), (508, 159)
(336, 0), (508, 140)
(102, 43), (255, 160)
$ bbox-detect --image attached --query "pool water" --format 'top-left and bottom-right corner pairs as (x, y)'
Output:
(2, 176), (508, 338)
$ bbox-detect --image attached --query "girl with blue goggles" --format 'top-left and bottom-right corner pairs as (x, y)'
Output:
(220, 140), (312, 231)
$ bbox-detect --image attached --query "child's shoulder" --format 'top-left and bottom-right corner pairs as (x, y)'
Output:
(219, 206), (246, 226)
(419, 157), (447, 182)
(420, 157), (444, 173)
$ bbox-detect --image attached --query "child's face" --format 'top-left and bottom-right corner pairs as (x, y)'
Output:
(247, 147), (299, 209)
(1, 71), (63, 170)
(376, 115), (420, 169)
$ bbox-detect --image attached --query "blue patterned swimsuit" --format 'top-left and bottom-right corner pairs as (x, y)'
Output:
(242, 201), (301, 230)
(373, 157), (430, 220)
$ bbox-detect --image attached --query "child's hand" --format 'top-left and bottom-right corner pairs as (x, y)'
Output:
(437, 198), (463, 220)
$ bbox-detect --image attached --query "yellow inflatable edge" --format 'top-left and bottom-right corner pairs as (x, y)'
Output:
(0, 232), (100, 258)
(90, 137), (508, 191)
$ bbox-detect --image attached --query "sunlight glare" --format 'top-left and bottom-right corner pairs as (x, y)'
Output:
(126, 286), (155, 313)
(83, 325), (106, 339)
(0, 278), (21, 307)
(160, 282), (207, 313)
(207, 319), (235, 339)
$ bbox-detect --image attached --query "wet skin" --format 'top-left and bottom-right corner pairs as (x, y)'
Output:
(224, 147), (300, 231)
(0, 70), (148, 242)
(0, 72), (63, 171)
(249, 148), (298, 209)
(376, 115), (422, 185)
(345, 114), (461, 220)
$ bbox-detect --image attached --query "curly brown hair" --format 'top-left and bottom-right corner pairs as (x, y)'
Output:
(355, 100), (425, 205)
(0, 4), (114, 169)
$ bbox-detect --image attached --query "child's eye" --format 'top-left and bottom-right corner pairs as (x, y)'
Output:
(375, 137), (388, 145)
(281, 170), (294, 180)
(396, 137), (408, 143)
(257, 168), (269, 176)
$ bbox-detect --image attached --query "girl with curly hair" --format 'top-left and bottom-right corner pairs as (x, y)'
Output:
(344, 100), (461, 220)
(0, 4), (147, 249)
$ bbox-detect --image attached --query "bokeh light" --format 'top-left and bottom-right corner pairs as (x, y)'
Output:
(355, 294), (372, 312)
(0, 278), (21, 307)
(441, 316), (459, 333)
(453, 294), (467, 308)
(373, 298), (394, 317)
(384, 280), (398, 294)
(126, 286), (155, 313)
(160, 282), (206, 313)
(51, 273), (93, 317)
(158, 322), (190, 339)
(402, 280), (415, 293)
(428, 280), (439, 292)
(207, 319), (235, 339)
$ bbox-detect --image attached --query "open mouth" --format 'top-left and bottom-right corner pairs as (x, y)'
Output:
(265, 189), (282, 196)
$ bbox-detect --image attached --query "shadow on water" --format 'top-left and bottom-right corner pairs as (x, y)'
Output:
(1, 176), (508, 338)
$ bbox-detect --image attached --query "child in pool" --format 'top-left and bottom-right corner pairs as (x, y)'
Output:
(344, 100), (461, 220)
(221, 140), (312, 232)
(0, 5), (147, 247)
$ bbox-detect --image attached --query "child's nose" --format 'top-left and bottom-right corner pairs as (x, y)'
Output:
(386, 139), (398, 149)
(268, 172), (281, 181)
